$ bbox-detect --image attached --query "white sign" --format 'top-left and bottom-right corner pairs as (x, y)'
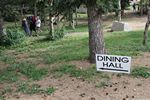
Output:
(96, 54), (131, 74)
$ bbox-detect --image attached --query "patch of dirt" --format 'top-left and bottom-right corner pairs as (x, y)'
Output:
(15, 53), (29, 61)
(2, 52), (150, 100)
(6, 75), (150, 100)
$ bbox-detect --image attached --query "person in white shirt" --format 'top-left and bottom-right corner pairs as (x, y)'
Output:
(36, 16), (41, 33)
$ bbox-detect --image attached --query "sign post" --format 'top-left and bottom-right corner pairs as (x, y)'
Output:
(96, 54), (131, 74)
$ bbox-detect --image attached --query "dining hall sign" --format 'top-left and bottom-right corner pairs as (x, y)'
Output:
(96, 54), (131, 74)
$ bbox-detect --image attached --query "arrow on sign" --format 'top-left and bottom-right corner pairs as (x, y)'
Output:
(99, 68), (128, 72)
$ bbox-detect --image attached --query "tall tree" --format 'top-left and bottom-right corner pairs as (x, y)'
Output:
(118, 0), (121, 21)
(143, 0), (150, 46)
(87, 0), (105, 63)
(52, 0), (120, 63)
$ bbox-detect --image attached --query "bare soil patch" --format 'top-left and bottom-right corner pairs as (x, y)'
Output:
(4, 52), (150, 100)
(6, 75), (150, 100)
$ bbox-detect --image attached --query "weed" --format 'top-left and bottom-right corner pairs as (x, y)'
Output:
(11, 62), (48, 80)
(17, 82), (55, 95)
(95, 81), (110, 88)
(16, 82), (29, 93)
(131, 67), (150, 78)
(116, 74), (122, 78)
(17, 83), (44, 94)
(45, 87), (55, 95)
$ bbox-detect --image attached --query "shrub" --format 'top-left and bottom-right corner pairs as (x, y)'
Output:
(0, 29), (25, 46)
(47, 29), (65, 41)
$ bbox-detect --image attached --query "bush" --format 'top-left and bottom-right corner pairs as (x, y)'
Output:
(47, 29), (65, 41)
(0, 29), (25, 46)
(2, 5), (19, 22)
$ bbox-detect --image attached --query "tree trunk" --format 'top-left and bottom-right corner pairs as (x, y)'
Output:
(143, 7), (150, 45)
(118, 0), (121, 21)
(69, 12), (75, 29)
(49, 16), (54, 35)
(140, 0), (144, 16)
(49, 0), (54, 35)
(87, 0), (105, 63)
(75, 8), (78, 26)
(0, 18), (4, 36)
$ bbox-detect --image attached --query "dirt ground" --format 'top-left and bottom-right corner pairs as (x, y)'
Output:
(2, 13), (150, 100)
(4, 51), (150, 100)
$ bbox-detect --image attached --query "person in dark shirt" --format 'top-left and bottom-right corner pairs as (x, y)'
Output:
(29, 16), (37, 36)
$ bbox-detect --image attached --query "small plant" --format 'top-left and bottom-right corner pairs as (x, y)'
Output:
(45, 87), (55, 95)
(132, 67), (150, 78)
(17, 83), (42, 94)
(95, 81), (109, 88)
(16, 82), (29, 93)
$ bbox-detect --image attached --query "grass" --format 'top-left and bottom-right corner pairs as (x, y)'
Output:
(0, 55), (15, 64)
(53, 64), (110, 80)
(0, 62), (48, 83)
(10, 62), (48, 80)
(0, 69), (19, 83)
(16, 82), (55, 95)
(1, 28), (150, 98)
(132, 67), (150, 78)
(64, 24), (88, 33)
(105, 31), (150, 56)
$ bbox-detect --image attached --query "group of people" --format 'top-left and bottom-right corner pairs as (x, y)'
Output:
(22, 16), (41, 36)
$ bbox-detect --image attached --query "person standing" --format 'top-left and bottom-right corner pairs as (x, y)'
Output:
(29, 16), (37, 36)
(36, 16), (41, 33)
(22, 18), (31, 36)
